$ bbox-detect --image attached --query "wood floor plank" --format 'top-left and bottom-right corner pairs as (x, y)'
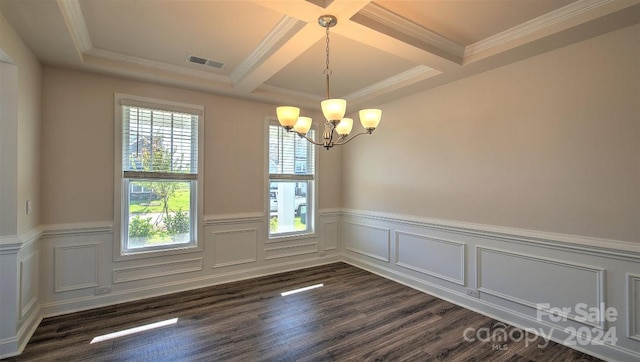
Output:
(6, 263), (602, 361)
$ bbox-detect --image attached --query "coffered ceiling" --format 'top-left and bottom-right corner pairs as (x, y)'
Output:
(1, 0), (638, 111)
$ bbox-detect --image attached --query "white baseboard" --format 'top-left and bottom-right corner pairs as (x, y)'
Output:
(341, 208), (640, 362)
(40, 255), (341, 318)
(0, 305), (41, 359)
(4, 210), (640, 361)
(344, 255), (640, 362)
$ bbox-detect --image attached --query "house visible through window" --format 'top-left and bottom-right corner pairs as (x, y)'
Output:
(116, 95), (202, 254)
(268, 122), (315, 237)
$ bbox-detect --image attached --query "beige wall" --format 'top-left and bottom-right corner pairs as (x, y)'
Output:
(0, 12), (41, 235)
(343, 24), (640, 243)
(41, 67), (342, 224)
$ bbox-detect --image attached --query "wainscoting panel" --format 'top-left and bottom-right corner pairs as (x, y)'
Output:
(341, 210), (640, 361)
(211, 228), (258, 268)
(113, 258), (204, 283)
(19, 252), (38, 319)
(629, 274), (640, 341)
(54, 244), (100, 293)
(477, 247), (605, 328)
(395, 231), (465, 285)
(344, 222), (390, 262)
(265, 242), (318, 260)
(323, 221), (338, 251)
(7, 210), (638, 361)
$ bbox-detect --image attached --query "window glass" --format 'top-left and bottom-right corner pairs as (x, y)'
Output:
(268, 123), (315, 237)
(118, 99), (200, 254)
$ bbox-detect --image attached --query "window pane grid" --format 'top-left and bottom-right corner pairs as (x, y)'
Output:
(268, 123), (315, 237)
(123, 106), (198, 175)
(119, 100), (200, 254)
(268, 125), (314, 176)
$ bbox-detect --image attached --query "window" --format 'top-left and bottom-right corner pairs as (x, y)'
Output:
(115, 94), (202, 255)
(268, 122), (316, 237)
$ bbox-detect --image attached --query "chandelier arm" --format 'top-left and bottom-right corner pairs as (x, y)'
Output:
(332, 131), (372, 146)
(295, 133), (324, 146)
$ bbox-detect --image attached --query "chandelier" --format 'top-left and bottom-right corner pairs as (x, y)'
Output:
(276, 15), (382, 150)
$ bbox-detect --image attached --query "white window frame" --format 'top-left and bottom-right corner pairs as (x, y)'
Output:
(265, 118), (318, 240)
(114, 93), (204, 260)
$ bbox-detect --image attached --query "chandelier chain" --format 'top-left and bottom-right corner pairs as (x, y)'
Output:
(275, 14), (381, 150)
(324, 24), (331, 99)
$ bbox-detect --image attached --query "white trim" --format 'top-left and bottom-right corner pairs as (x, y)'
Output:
(54, 243), (100, 293)
(476, 246), (606, 329)
(113, 93), (205, 261)
(57, 0), (92, 54)
(343, 255), (640, 362)
(264, 242), (318, 260)
(0, 304), (41, 359)
(395, 231), (465, 286)
(322, 220), (339, 251)
(0, 227), (43, 253)
(0, 236), (21, 253)
(265, 118), (319, 240)
(18, 252), (38, 319)
(342, 209), (640, 261)
(464, 0), (613, 59)
(358, 2), (464, 59)
(628, 273), (640, 341)
(343, 65), (440, 102)
(211, 228), (258, 268)
(39, 256), (341, 318)
(86, 48), (230, 84)
(344, 222), (390, 262)
(319, 208), (342, 217)
(113, 258), (203, 284)
(41, 221), (112, 237)
(230, 16), (305, 85)
(204, 212), (264, 225)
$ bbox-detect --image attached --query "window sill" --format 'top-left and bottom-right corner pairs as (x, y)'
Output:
(266, 231), (318, 244)
(115, 242), (202, 262)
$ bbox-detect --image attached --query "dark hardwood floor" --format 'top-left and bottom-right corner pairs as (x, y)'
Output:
(7, 263), (600, 361)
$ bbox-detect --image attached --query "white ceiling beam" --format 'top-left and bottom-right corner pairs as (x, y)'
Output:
(57, 0), (91, 60)
(233, 0), (373, 94)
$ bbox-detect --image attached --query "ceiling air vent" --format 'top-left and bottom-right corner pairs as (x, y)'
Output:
(186, 55), (225, 69)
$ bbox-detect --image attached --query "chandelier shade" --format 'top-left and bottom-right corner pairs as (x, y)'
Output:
(359, 109), (382, 130)
(275, 15), (382, 149)
(336, 118), (353, 136)
(293, 116), (313, 134)
(276, 106), (300, 129)
(321, 99), (347, 123)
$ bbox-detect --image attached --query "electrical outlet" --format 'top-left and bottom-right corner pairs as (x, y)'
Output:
(94, 286), (112, 296)
(26, 200), (32, 215)
(466, 288), (479, 298)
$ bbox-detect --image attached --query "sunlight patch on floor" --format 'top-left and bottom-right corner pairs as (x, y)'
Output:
(280, 283), (324, 296)
(90, 318), (179, 344)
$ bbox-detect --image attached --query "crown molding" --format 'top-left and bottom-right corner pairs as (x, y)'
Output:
(83, 48), (231, 84)
(464, 0), (615, 60)
(344, 65), (440, 102)
(230, 16), (305, 85)
(357, 2), (464, 60)
(57, 0), (92, 54)
(258, 83), (323, 102)
(57, 0), (230, 86)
